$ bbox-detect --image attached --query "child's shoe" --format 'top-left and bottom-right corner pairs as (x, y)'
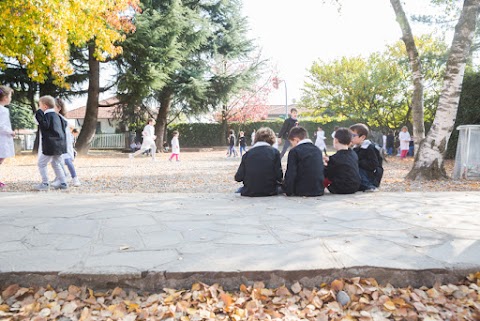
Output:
(72, 177), (81, 187)
(50, 179), (61, 189)
(35, 183), (49, 191)
(56, 183), (68, 190)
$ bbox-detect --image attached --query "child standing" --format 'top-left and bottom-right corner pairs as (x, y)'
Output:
(169, 130), (180, 161)
(35, 95), (68, 191)
(0, 86), (15, 188)
(399, 126), (411, 159)
(235, 127), (283, 196)
(238, 131), (247, 156)
(323, 128), (361, 194)
(283, 126), (324, 197)
(129, 118), (157, 160)
(350, 123), (382, 192)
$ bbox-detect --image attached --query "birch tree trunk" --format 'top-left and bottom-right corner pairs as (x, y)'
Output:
(407, 0), (480, 180)
(390, 0), (425, 153)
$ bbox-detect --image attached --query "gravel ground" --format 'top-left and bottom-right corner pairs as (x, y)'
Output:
(1, 150), (479, 193)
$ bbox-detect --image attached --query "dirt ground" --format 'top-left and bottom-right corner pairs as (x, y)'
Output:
(1, 150), (479, 193)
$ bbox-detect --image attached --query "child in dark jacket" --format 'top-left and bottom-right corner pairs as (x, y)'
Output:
(34, 95), (68, 191)
(235, 127), (283, 197)
(283, 126), (324, 196)
(350, 123), (381, 192)
(324, 128), (361, 194)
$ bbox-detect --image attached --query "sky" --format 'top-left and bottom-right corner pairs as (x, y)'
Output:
(77, 0), (439, 110)
(240, 0), (436, 105)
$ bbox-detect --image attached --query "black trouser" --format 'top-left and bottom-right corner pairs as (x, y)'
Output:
(280, 139), (291, 159)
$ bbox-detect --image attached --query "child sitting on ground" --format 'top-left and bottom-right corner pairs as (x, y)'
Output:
(283, 126), (324, 197)
(350, 123), (382, 192)
(323, 127), (361, 194)
(234, 127), (283, 197)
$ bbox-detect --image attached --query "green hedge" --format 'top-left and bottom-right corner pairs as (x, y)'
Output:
(167, 119), (364, 147)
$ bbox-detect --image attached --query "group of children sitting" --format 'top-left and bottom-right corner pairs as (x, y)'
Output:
(234, 123), (383, 197)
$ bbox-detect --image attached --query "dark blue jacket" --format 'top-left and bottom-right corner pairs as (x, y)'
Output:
(324, 149), (361, 194)
(283, 141), (324, 196)
(35, 109), (67, 156)
(235, 144), (283, 197)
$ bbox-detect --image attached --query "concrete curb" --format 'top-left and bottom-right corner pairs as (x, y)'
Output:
(2, 267), (478, 291)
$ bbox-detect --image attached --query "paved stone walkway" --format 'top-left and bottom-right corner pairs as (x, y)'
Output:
(0, 191), (479, 290)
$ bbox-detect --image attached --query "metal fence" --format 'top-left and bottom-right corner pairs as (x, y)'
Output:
(90, 133), (128, 149)
(15, 133), (129, 151)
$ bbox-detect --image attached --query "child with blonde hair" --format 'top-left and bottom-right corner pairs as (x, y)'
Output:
(169, 130), (180, 161)
(35, 95), (68, 190)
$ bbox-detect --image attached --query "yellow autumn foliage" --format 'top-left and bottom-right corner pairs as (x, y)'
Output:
(0, 0), (139, 85)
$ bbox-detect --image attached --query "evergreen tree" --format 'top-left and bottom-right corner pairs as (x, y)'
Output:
(116, 0), (257, 149)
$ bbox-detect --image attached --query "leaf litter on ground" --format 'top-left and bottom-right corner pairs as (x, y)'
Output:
(1, 272), (479, 320)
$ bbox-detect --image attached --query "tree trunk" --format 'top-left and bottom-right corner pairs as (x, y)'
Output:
(407, 0), (480, 180)
(390, 0), (425, 153)
(76, 43), (100, 155)
(154, 88), (173, 151)
(221, 103), (229, 144)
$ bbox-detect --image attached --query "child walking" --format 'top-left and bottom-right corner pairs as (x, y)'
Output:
(282, 126), (324, 197)
(129, 118), (157, 160)
(0, 86), (15, 188)
(227, 130), (238, 157)
(35, 95), (68, 191)
(323, 128), (361, 194)
(54, 98), (81, 187)
(238, 131), (247, 156)
(169, 130), (180, 161)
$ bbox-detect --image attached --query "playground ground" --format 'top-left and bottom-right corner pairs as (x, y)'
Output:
(1, 150), (479, 193)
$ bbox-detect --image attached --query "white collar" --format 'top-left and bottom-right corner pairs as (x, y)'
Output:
(354, 139), (372, 149)
(297, 139), (313, 146)
(251, 141), (271, 149)
(44, 109), (56, 114)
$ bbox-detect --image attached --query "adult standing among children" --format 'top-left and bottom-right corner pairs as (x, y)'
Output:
(0, 86), (15, 188)
(129, 118), (157, 161)
(314, 126), (327, 155)
(398, 126), (411, 159)
(277, 107), (299, 159)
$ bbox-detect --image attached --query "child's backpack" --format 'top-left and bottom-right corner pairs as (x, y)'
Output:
(372, 143), (384, 187)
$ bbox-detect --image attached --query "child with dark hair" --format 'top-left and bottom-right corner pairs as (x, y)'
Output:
(277, 107), (299, 159)
(323, 128), (361, 194)
(282, 126), (324, 196)
(234, 127), (283, 197)
(350, 123), (382, 192)
(227, 130), (238, 157)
